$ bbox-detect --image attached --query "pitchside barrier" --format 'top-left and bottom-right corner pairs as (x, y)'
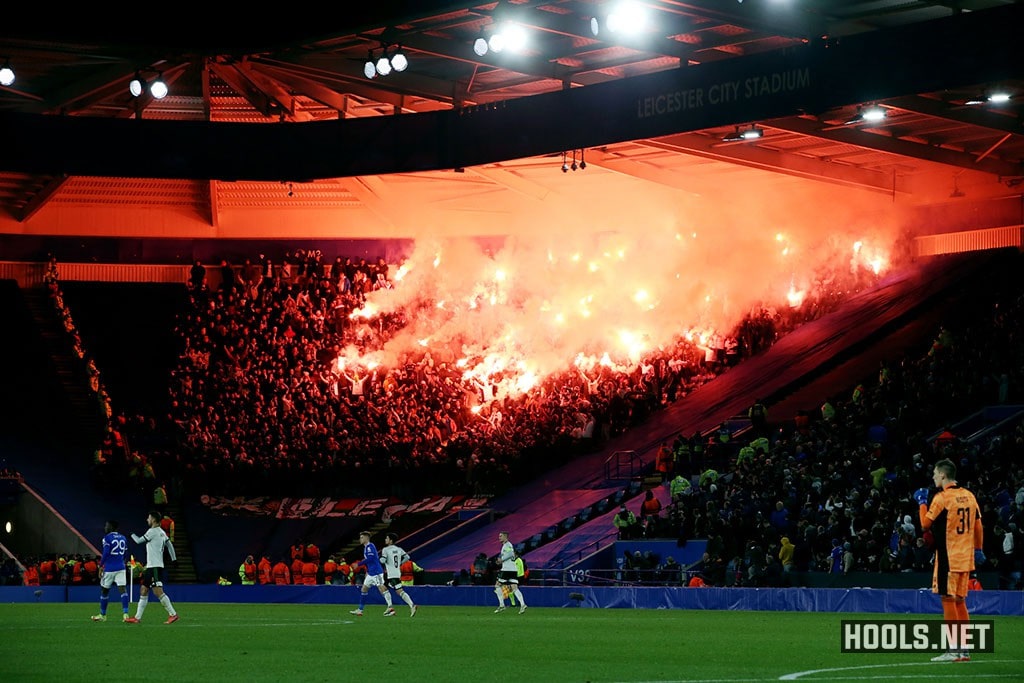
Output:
(3, 585), (1022, 614)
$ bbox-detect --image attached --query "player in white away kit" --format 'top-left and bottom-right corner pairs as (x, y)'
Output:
(125, 510), (179, 624)
(493, 531), (526, 614)
(380, 533), (418, 617)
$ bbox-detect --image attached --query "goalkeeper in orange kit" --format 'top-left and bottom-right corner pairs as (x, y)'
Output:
(918, 458), (984, 663)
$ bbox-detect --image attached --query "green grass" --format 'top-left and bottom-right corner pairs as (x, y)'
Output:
(0, 604), (1021, 683)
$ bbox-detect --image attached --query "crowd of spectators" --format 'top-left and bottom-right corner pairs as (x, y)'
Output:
(644, 254), (1024, 587)
(24, 248), (1024, 589)
(44, 257), (113, 427)
(0, 465), (23, 483)
(0, 558), (23, 586)
(44, 258), (165, 499)
(113, 249), (876, 500)
(34, 246), (1024, 590)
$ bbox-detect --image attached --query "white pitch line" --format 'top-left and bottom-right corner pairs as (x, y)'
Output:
(0, 619), (354, 630)
(609, 660), (1024, 683)
(779, 660), (1024, 680)
(611, 679), (768, 683)
(800, 676), (1021, 681)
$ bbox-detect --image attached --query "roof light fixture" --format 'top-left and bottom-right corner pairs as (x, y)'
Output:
(559, 149), (588, 173)
(149, 74), (168, 100)
(488, 21), (528, 54)
(741, 125), (764, 140)
(474, 36), (489, 57)
(0, 59), (15, 87)
(861, 104), (886, 122)
(364, 51), (377, 79)
(488, 31), (506, 54)
(987, 91), (1012, 104)
(391, 47), (409, 73)
(376, 53), (392, 77)
(722, 127), (745, 142)
(845, 104), (886, 125)
(607, 1), (648, 35)
(129, 72), (144, 97)
(722, 125), (762, 142)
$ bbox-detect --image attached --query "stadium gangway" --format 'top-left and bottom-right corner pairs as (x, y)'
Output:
(602, 450), (644, 483)
(927, 404), (1024, 445)
(542, 529), (619, 571)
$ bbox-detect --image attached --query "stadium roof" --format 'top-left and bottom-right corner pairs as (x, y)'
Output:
(1, 1), (1022, 237)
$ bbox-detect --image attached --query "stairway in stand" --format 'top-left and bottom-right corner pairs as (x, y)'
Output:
(19, 289), (107, 449)
(164, 501), (198, 584)
(335, 520), (391, 564)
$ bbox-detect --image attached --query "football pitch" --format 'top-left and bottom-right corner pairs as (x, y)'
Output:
(1, 604), (1021, 683)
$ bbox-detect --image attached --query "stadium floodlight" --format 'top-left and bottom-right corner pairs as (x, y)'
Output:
(489, 22), (528, 54)
(364, 52), (377, 79)
(390, 48), (409, 73)
(376, 54), (392, 77)
(607, 1), (648, 35)
(721, 127), (745, 142)
(502, 23), (528, 52)
(845, 104), (886, 125)
(861, 104), (886, 122)
(129, 73), (144, 97)
(473, 36), (489, 56)
(741, 125), (764, 140)
(488, 32), (505, 54)
(149, 74), (168, 100)
(987, 91), (1011, 104)
(0, 59), (15, 87)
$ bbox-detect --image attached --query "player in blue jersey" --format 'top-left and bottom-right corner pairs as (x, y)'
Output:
(349, 531), (394, 616)
(91, 520), (130, 622)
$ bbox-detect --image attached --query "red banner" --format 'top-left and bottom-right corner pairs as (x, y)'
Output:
(201, 494), (490, 519)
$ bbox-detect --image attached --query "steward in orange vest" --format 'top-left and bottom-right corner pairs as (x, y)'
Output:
(301, 560), (318, 585)
(39, 557), (57, 584)
(239, 555), (257, 585)
(323, 556), (338, 585)
(400, 559), (422, 586)
(257, 555), (272, 585)
(271, 560), (291, 585)
(337, 559), (351, 584)
(71, 558), (84, 584)
(83, 557), (99, 583)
